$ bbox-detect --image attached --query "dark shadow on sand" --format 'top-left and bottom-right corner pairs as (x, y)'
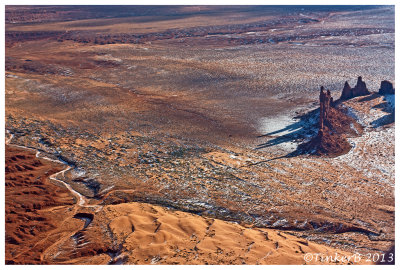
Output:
(255, 108), (319, 152)
(371, 94), (395, 127)
(370, 112), (394, 128)
(357, 92), (381, 102)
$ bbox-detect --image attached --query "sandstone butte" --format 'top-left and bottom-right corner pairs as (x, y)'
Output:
(340, 76), (370, 100)
(379, 80), (395, 95)
(304, 77), (394, 156)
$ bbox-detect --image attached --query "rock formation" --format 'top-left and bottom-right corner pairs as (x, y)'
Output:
(340, 76), (370, 100)
(340, 81), (353, 100)
(319, 86), (332, 129)
(353, 76), (370, 96)
(301, 86), (363, 156)
(379, 80), (395, 95)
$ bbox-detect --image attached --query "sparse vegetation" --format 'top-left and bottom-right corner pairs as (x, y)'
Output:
(5, 5), (394, 265)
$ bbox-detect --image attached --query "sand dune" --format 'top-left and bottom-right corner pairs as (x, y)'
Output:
(5, 5), (393, 265)
(5, 144), (364, 265)
(98, 202), (364, 265)
(38, 197), (364, 265)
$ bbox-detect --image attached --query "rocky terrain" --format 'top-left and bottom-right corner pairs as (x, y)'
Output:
(5, 5), (395, 265)
(6, 143), (364, 265)
(299, 86), (359, 156)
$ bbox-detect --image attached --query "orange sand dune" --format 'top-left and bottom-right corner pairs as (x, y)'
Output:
(68, 200), (366, 265)
(5, 144), (364, 265)
(47, 200), (363, 265)
(95, 202), (365, 265)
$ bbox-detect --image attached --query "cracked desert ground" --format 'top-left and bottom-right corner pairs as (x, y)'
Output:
(5, 5), (395, 265)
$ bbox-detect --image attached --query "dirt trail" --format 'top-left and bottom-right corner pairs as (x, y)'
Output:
(5, 130), (100, 262)
(5, 129), (374, 265)
(6, 129), (94, 209)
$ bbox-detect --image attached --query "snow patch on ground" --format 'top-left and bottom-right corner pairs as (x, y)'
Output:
(334, 127), (394, 185)
(334, 95), (394, 185)
(258, 115), (301, 136)
(257, 114), (302, 152)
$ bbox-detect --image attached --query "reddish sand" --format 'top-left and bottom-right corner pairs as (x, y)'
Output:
(5, 144), (366, 265)
(5, 145), (75, 264)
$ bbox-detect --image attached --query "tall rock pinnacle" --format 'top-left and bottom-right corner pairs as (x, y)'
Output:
(340, 76), (370, 100)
